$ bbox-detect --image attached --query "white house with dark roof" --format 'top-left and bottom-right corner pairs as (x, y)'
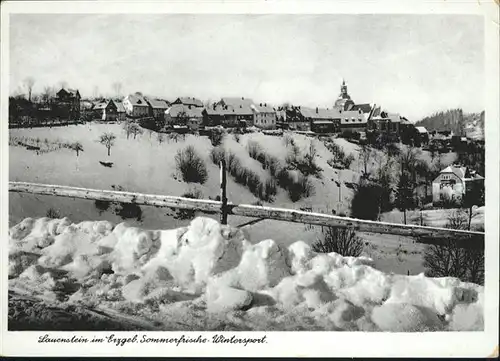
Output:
(339, 108), (368, 132)
(432, 164), (485, 205)
(123, 93), (149, 118)
(251, 102), (276, 129)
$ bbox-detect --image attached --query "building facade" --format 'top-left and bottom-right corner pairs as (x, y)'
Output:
(339, 109), (368, 133)
(251, 103), (277, 129)
(146, 98), (169, 120)
(93, 100), (118, 121)
(165, 104), (204, 130)
(123, 93), (149, 118)
(432, 165), (485, 205)
(55, 88), (81, 120)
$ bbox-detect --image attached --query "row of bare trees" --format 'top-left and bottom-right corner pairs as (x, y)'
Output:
(13, 76), (124, 103)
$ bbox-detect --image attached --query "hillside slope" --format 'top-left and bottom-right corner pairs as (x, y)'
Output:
(415, 109), (484, 139)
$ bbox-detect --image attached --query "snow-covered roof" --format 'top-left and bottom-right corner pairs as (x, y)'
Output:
(416, 126), (428, 134)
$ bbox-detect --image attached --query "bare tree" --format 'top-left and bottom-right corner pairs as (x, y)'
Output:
(112, 82), (122, 97)
(41, 86), (53, 105)
(71, 142), (84, 157)
(359, 144), (373, 178)
(93, 86), (100, 100)
(24, 77), (35, 102)
(157, 132), (165, 145)
(59, 80), (68, 89)
(312, 227), (364, 257)
(176, 110), (189, 126)
(130, 122), (144, 139)
(98, 132), (116, 156)
(122, 121), (133, 139)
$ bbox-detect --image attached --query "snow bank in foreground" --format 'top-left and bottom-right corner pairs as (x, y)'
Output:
(8, 216), (484, 331)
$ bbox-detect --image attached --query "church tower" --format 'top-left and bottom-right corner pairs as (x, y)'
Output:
(340, 79), (350, 100)
(334, 79), (354, 111)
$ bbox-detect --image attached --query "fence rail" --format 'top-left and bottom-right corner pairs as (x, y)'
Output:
(9, 181), (484, 250)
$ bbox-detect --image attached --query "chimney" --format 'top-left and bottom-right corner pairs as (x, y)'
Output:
(260, 103), (262, 107)
(242, 97), (244, 100)
(264, 103), (267, 107)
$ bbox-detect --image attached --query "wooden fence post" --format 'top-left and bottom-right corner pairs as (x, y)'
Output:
(220, 159), (228, 225)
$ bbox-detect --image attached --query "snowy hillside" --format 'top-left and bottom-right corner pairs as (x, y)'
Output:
(9, 216), (483, 331)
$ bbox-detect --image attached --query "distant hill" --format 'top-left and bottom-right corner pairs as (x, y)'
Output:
(415, 108), (484, 139)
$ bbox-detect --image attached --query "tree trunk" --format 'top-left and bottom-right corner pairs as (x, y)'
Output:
(107, 147), (110, 156)
(468, 206), (472, 231)
(403, 208), (407, 225)
(76, 149), (79, 157)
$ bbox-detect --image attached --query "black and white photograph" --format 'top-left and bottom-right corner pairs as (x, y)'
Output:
(1, 0), (499, 358)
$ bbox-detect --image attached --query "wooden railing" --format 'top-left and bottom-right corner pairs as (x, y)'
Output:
(9, 179), (484, 250)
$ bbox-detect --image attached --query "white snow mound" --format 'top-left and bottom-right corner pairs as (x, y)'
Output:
(8, 216), (484, 331)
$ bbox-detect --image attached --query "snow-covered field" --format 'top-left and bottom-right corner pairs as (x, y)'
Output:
(8, 123), (481, 278)
(8, 216), (483, 331)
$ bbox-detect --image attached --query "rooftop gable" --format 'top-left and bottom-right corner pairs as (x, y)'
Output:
(175, 97), (204, 107)
(126, 93), (149, 106)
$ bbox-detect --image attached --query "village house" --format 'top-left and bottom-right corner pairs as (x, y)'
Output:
(432, 164), (485, 205)
(172, 97), (204, 108)
(217, 97), (255, 127)
(123, 93), (149, 118)
(55, 88), (81, 119)
(339, 108), (368, 133)
(165, 104), (204, 131)
(369, 106), (401, 135)
(251, 103), (277, 129)
(146, 98), (169, 120)
(92, 99), (118, 121)
(202, 104), (226, 127)
(299, 107), (341, 133)
(283, 106), (311, 131)
(415, 126), (430, 144)
(113, 100), (127, 122)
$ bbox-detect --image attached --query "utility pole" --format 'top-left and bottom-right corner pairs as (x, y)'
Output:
(220, 159), (228, 225)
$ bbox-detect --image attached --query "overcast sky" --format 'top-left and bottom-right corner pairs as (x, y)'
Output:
(10, 14), (483, 120)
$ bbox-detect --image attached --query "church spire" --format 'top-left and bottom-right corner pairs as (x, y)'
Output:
(340, 79), (349, 99)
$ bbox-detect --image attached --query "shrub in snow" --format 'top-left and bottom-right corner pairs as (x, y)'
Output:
(350, 181), (384, 220)
(208, 128), (224, 147)
(175, 189), (203, 220)
(114, 202), (143, 222)
(312, 227), (364, 257)
(210, 146), (226, 165)
(423, 210), (484, 285)
(175, 145), (208, 184)
(46, 208), (61, 219)
(279, 170), (314, 202)
(94, 199), (111, 214)
(324, 140), (355, 169)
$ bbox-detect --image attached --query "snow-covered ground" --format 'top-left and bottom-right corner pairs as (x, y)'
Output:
(9, 216), (483, 331)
